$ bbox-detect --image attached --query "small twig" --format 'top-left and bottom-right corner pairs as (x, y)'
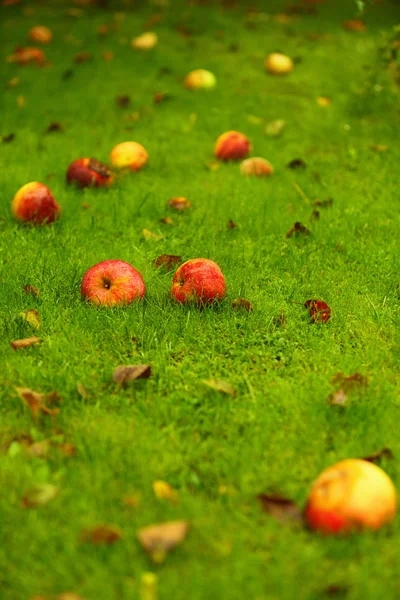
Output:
(292, 182), (310, 205)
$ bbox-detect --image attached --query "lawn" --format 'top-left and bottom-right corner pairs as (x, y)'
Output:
(1, 0), (400, 598)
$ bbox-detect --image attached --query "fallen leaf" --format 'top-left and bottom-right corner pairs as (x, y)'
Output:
(310, 209), (320, 221)
(167, 197), (191, 211)
(74, 52), (92, 64)
(113, 364), (152, 386)
(137, 520), (189, 562)
(370, 144), (388, 152)
(154, 254), (182, 270)
(2, 133), (15, 143)
(6, 47), (46, 65)
(232, 298), (253, 312)
(81, 202), (91, 209)
(16, 387), (60, 419)
(304, 299), (331, 323)
(257, 493), (303, 523)
(20, 309), (40, 330)
(322, 584), (349, 597)
(287, 158), (306, 169)
(81, 525), (122, 544)
(10, 336), (41, 350)
(153, 480), (178, 504)
(142, 229), (164, 241)
(362, 448), (394, 464)
(331, 372), (368, 390)
(328, 389), (348, 406)
(160, 216), (173, 225)
(46, 122), (64, 133)
(265, 119), (286, 137)
(313, 197), (333, 208)
(27, 439), (51, 458)
(227, 219), (237, 229)
(317, 96), (331, 106)
(24, 285), (40, 298)
(202, 379), (236, 397)
(343, 19), (366, 32)
(88, 158), (112, 178)
(22, 483), (59, 508)
(286, 222), (310, 238)
(77, 382), (88, 399)
(116, 94), (131, 108)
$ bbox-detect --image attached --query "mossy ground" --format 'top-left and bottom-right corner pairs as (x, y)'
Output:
(1, 1), (400, 599)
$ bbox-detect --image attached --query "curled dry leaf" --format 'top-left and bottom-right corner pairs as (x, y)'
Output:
(6, 47), (46, 65)
(304, 299), (331, 323)
(257, 493), (303, 523)
(310, 210), (320, 221)
(46, 122), (64, 133)
(22, 483), (59, 508)
(286, 222), (310, 238)
(287, 158), (306, 170)
(116, 94), (131, 108)
(160, 216), (173, 225)
(153, 480), (179, 504)
(16, 387), (60, 419)
(142, 229), (164, 241)
(10, 336), (41, 350)
(331, 372), (368, 390)
(20, 309), (40, 330)
(265, 119), (285, 137)
(232, 298), (253, 312)
(328, 388), (348, 406)
(56, 594), (86, 600)
(113, 364), (151, 386)
(154, 254), (182, 271)
(227, 219), (237, 229)
(362, 448), (394, 464)
(202, 379), (236, 397)
(137, 520), (189, 562)
(167, 197), (191, 211)
(81, 525), (122, 544)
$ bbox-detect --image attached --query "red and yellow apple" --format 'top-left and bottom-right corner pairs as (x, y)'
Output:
(305, 459), (397, 534)
(12, 182), (61, 225)
(29, 26), (52, 44)
(184, 69), (217, 90)
(170, 259), (226, 305)
(265, 53), (293, 75)
(110, 141), (148, 171)
(240, 157), (273, 177)
(214, 131), (251, 161)
(81, 260), (146, 307)
(167, 197), (191, 211)
(66, 158), (113, 188)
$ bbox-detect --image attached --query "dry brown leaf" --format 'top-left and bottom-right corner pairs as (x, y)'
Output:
(154, 255), (182, 271)
(287, 158), (306, 170)
(160, 216), (173, 225)
(144, 13), (163, 28)
(16, 387), (60, 419)
(22, 483), (59, 508)
(328, 388), (348, 406)
(313, 198), (333, 208)
(113, 364), (152, 386)
(202, 379), (236, 397)
(2, 133), (15, 143)
(137, 520), (189, 562)
(10, 336), (41, 350)
(81, 525), (122, 544)
(6, 47), (46, 65)
(116, 94), (131, 108)
(27, 439), (51, 458)
(20, 309), (40, 330)
(362, 448), (394, 464)
(286, 222), (310, 238)
(257, 493), (303, 523)
(331, 372), (368, 391)
(154, 91), (170, 104)
(142, 229), (163, 241)
(232, 298), (253, 312)
(58, 443), (76, 457)
(97, 24), (109, 36)
(227, 219), (237, 229)
(153, 480), (178, 504)
(46, 122), (64, 133)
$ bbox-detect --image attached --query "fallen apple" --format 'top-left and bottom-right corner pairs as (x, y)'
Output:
(29, 26), (52, 44)
(171, 259), (226, 305)
(240, 157), (273, 177)
(131, 32), (158, 50)
(167, 197), (191, 211)
(305, 459), (397, 534)
(184, 69), (217, 89)
(12, 182), (61, 225)
(110, 141), (148, 171)
(214, 131), (251, 161)
(265, 53), (294, 75)
(6, 47), (46, 66)
(66, 158), (113, 188)
(81, 260), (146, 307)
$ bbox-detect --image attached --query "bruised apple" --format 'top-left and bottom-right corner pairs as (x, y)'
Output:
(305, 459), (397, 534)
(66, 158), (113, 188)
(81, 260), (146, 307)
(29, 26), (52, 44)
(214, 131), (251, 161)
(12, 182), (61, 225)
(110, 141), (148, 171)
(170, 259), (226, 305)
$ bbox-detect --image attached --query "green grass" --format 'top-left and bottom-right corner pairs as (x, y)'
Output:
(1, 0), (400, 598)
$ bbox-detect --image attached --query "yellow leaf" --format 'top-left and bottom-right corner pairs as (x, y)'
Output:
(20, 309), (40, 330)
(153, 480), (178, 504)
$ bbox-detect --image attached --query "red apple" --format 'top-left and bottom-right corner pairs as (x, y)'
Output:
(110, 141), (148, 171)
(29, 26), (52, 44)
(167, 197), (191, 211)
(170, 259), (226, 305)
(240, 157), (273, 177)
(81, 260), (146, 307)
(12, 182), (61, 225)
(214, 131), (251, 161)
(304, 299), (331, 323)
(305, 459), (397, 534)
(265, 53), (293, 75)
(66, 158), (113, 188)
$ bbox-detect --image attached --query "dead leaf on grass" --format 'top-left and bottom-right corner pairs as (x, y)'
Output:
(160, 216), (173, 225)
(103, 51), (114, 61)
(313, 198), (333, 208)
(142, 229), (164, 241)
(81, 525), (122, 544)
(265, 119), (286, 137)
(331, 372), (368, 390)
(16, 387), (60, 419)
(20, 309), (40, 330)
(286, 222), (310, 238)
(257, 493), (303, 523)
(22, 483), (59, 508)
(227, 219), (237, 229)
(46, 122), (64, 133)
(10, 336), (41, 350)
(362, 448), (394, 464)
(202, 379), (236, 397)
(154, 254), (182, 270)
(27, 439), (51, 458)
(167, 197), (191, 211)
(116, 94), (131, 108)
(2, 133), (15, 143)
(153, 480), (179, 504)
(232, 298), (253, 312)
(123, 494), (140, 508)
(137, 520), (189, 562)
(113, 364), (152, 386)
